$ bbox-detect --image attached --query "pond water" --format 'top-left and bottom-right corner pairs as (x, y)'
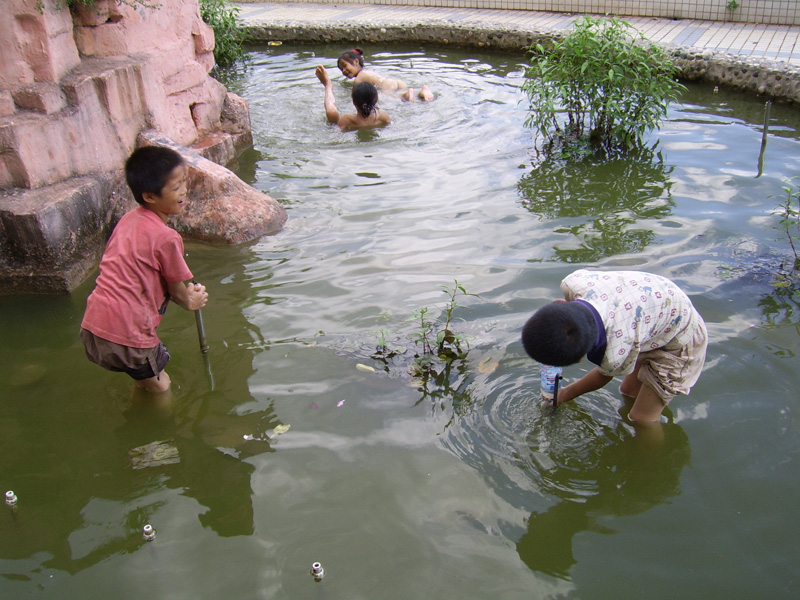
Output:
(2, 44), (800, 599)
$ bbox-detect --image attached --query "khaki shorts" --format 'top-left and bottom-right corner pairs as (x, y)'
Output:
(80, 328), (169, 381)
(636, 320), (708, 404)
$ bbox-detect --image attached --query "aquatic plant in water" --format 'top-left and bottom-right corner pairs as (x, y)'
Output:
(523, 16), (685, 154)
(370, 280), (475, 380)
(773, 177), (800, 272)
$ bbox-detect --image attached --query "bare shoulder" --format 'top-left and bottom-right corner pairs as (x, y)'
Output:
(338, 114), (359, 130)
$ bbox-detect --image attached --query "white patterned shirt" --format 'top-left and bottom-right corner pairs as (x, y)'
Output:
(560, 270), (703, 377)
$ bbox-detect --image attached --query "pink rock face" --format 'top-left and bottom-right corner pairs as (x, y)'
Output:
(0, 0), (287, 293)
(0, 0), (80, 89)
(0, 0), (229, 189)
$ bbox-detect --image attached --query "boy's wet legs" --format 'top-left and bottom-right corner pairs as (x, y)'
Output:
(629, 383), (665, 422)
(620, 368), (643, 398)
(136, 370), (171, 393)
(620, 362), (664, 421)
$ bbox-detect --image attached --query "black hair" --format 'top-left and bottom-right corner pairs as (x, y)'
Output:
(520, 301), (597, 367)
(352, 82), (379, 118)
(338, 48), (365, 69)
(125, 146), (185, 206)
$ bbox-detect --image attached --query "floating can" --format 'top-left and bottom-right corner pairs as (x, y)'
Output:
(540, 365), (563, 400)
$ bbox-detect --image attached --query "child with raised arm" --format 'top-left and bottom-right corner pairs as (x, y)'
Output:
(80, 146), (208, 394)
(521, 270), (707, 422)
(316, 65), (390, 130)
(337, 48), (434, 102)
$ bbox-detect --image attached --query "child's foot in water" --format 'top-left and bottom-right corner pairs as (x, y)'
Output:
(400, 85), (434, 102)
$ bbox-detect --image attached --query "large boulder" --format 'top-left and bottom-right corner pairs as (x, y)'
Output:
(140, 131), (287, 244)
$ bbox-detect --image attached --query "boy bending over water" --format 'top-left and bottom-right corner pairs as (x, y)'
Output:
(521, 270), (707, 422)
(316, 65), (390, 130)
(80, 146), (208, 393)
(338, 48), (433, 102)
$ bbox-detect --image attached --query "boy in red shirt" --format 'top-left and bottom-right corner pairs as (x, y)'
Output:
(80, 146), (208, 393)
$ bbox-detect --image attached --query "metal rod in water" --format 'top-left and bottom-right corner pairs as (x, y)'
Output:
(552, 374), (561, 409)
(195, 309), (209, 354)
(191, 280), (209, 354)
(756, 100), (772, 177)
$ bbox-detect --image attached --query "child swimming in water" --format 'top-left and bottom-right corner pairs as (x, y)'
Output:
(316, 65), (391, 130)
(337, 48), (434, 102)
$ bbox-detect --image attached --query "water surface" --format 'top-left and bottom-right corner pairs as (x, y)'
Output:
(1, 44), (799, 599)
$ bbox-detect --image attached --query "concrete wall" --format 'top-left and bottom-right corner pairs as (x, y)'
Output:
(239, 0), (800, 25)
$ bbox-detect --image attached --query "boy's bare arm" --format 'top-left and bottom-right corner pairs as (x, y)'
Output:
(557, 367), (613, 406)
(167, 280), (208, 311)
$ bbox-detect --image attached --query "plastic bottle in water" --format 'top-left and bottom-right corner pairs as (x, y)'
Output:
(540, 365), (563, 400)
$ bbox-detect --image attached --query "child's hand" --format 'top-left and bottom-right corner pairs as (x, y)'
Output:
(540, 382), (576, 408)
(189, 282), (208, 311)
(315, 65), (331, 86)
(554, 382), (576, 406)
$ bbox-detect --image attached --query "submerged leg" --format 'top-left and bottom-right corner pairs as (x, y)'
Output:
(136, 370), (171, 393)
(418, 85), (433, 101)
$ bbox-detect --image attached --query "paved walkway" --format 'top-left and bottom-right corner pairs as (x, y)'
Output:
(235, 2), (800, 65)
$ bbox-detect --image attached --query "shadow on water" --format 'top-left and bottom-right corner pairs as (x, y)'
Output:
(516, 412), (690, 580)
(517, 144), (675, 262)
(0, 242), (284, 576)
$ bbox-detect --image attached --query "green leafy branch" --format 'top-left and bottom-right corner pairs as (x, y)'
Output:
(772, 177), (800, 272)
(199, 0), (249, 69)
(523, 16), (685, 155)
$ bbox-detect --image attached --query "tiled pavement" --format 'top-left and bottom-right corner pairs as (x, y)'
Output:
(234, 2), (800, 65)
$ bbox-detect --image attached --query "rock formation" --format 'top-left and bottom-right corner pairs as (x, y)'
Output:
(0, 0), (286, 293)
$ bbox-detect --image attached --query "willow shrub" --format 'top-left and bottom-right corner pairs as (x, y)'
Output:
(523, 16), (685, 154)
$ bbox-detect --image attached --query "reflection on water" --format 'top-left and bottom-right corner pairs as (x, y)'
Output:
(518, 144), (675, 262)
(2, 44), (800, 599)
(516, 417), (690, 579)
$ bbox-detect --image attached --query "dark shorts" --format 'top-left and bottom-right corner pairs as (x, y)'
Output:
(80, 328), (170, 381)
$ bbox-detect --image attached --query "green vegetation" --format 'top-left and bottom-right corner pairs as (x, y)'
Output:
(523, 16), (685, 154)
(371, 280), (475, 381)
(199, 0), (249, 69)
(408, 280), (472, 361)
(726, 1), (741, 12)
(773, 177), (800, 272)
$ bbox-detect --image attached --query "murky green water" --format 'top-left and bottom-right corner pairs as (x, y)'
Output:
(2, 44), (799, 598)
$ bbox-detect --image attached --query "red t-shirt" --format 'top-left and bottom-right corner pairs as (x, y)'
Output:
(81, 207), (193, 348)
